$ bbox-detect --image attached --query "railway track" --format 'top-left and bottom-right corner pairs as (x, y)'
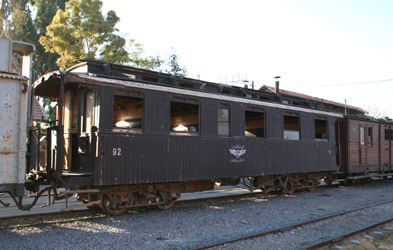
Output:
(306, 217), (393, 249)
(193, 199), (393, 250)
(0, 187), (266, 229)
(0, 182), (342, 220)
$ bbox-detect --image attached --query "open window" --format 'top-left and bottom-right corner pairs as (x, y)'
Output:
(315, 118), (328, 140)
(284, 115), (300, 140)
(245, 110), (265, 138)
(170, 101), (199, 135)
(217, 104), (230, 136)
(368, 127), (373, 146)
(113, 95), (144, 132)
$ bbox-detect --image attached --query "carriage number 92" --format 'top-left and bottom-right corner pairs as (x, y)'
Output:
(112, 148), (122, 156)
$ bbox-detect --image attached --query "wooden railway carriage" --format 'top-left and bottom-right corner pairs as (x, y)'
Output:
(30, 61), (342, 214)
(337, 117), (393, 180)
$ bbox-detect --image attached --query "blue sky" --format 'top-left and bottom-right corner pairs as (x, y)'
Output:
(102, 0), (393, 117)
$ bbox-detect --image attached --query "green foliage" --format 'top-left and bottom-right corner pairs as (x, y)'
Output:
(127, 39), (163, 70)
(33, 0), (67, 76)
(40, 97), (56, 121)
(39, 0), (129, 69)
(164, 48), (187, 77)
(0, 0), (35, 42)
(0, 0), (66, 77)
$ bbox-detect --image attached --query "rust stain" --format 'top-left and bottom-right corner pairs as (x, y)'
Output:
(21, 82), (28, 94)
(1, 131), (13, 144)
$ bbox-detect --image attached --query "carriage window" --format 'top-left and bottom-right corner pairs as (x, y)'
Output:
(315, 119), (328, 140)
(368, 127), (373, 146)
(360, 127), (365, 145)
(284, 115), (300, 140)
(218, 107), (230, 136)
(384, 129), (393, 140)
(170, 102), (199, 134)
(245, 111), (265, 138)
(113, 95), (143, 130)
(84, 91), (96, 133)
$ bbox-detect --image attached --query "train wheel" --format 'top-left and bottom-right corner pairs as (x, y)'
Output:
(282, 182), (295, 194)
(155, 192), (179, 210)
(101, 194), (127, 216)
(307, 184), (316, 192)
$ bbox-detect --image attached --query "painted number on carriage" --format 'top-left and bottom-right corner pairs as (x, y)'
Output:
(113, 148), (122, 156)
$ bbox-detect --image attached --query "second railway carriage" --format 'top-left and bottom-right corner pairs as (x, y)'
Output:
(337, 117), (393, 181)
(30, 60), (341, 214)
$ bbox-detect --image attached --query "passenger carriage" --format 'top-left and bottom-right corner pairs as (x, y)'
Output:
(31, 60), (341, 214)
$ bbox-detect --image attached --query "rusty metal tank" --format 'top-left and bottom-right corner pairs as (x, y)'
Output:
(0, 38), (35, 197)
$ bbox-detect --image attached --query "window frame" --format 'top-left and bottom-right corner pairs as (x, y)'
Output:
(314, 117), (328, 141)
(169, 97), (200, 136)
(217, 103), (230, 137)
(360, 127), (365, 145)
(283, 113), (301, 140)
(384, 128), (393, 141)
(368, 127), (373, 146)
(244, 107), (266, 138)
(112, 91), (144, 133)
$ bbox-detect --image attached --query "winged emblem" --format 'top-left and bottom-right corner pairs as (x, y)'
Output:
(229, 147), (246, 159)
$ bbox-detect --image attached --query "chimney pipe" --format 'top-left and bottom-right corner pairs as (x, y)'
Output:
(274, 76), (280, 95)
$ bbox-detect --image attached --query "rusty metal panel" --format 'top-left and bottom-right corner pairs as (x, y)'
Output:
(0, 75), (28, 195)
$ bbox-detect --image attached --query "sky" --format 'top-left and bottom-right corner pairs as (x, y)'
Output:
(102, 0), (393, 117)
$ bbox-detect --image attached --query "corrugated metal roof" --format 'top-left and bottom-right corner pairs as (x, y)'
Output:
(0, 71), (28, 81)
(260, 85), (363, 112)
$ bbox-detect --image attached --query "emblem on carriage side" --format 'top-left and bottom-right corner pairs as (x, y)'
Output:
(229, 145), (246, 163)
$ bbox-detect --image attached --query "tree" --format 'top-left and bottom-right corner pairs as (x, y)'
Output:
(126, 39), (162, 70)
(0, 0), (35, 42)
(1, 0), (66, 77)
(32, 0), (67, 76)
(164, 48), (187, 77)
(39, 0), (129, 69)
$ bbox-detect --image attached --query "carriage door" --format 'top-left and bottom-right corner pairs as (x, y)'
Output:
(63, 91), (74, 170)
(359, 127), (367, 166)
(381, 125), (391, 166)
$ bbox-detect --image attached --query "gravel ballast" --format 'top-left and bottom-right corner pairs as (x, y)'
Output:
(1, 179), (393, 250)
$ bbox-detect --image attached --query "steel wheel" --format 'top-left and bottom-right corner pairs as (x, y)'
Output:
(155, 192), (178, 210)
(101, 194), (127, 215)
(282, 182), (295, 194)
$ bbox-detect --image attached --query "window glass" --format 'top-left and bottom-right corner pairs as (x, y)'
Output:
(315, 119), (328, 140)
(218, 107), (230, 136)
(245, 111), (265, 137)
(113, 95), (143, 130)
(384, 129), (393, 140)
(360, 127), (365, 145)
(170, 102), (199, 134)
(284, 115), (300, 140)
(368, 127), (373, 146)
(84, 91), (96, 133)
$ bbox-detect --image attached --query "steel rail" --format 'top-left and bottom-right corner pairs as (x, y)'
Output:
(193, 199), (393, 250)
(0, 190), (267, 229)
(306, 216), (393, 249)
